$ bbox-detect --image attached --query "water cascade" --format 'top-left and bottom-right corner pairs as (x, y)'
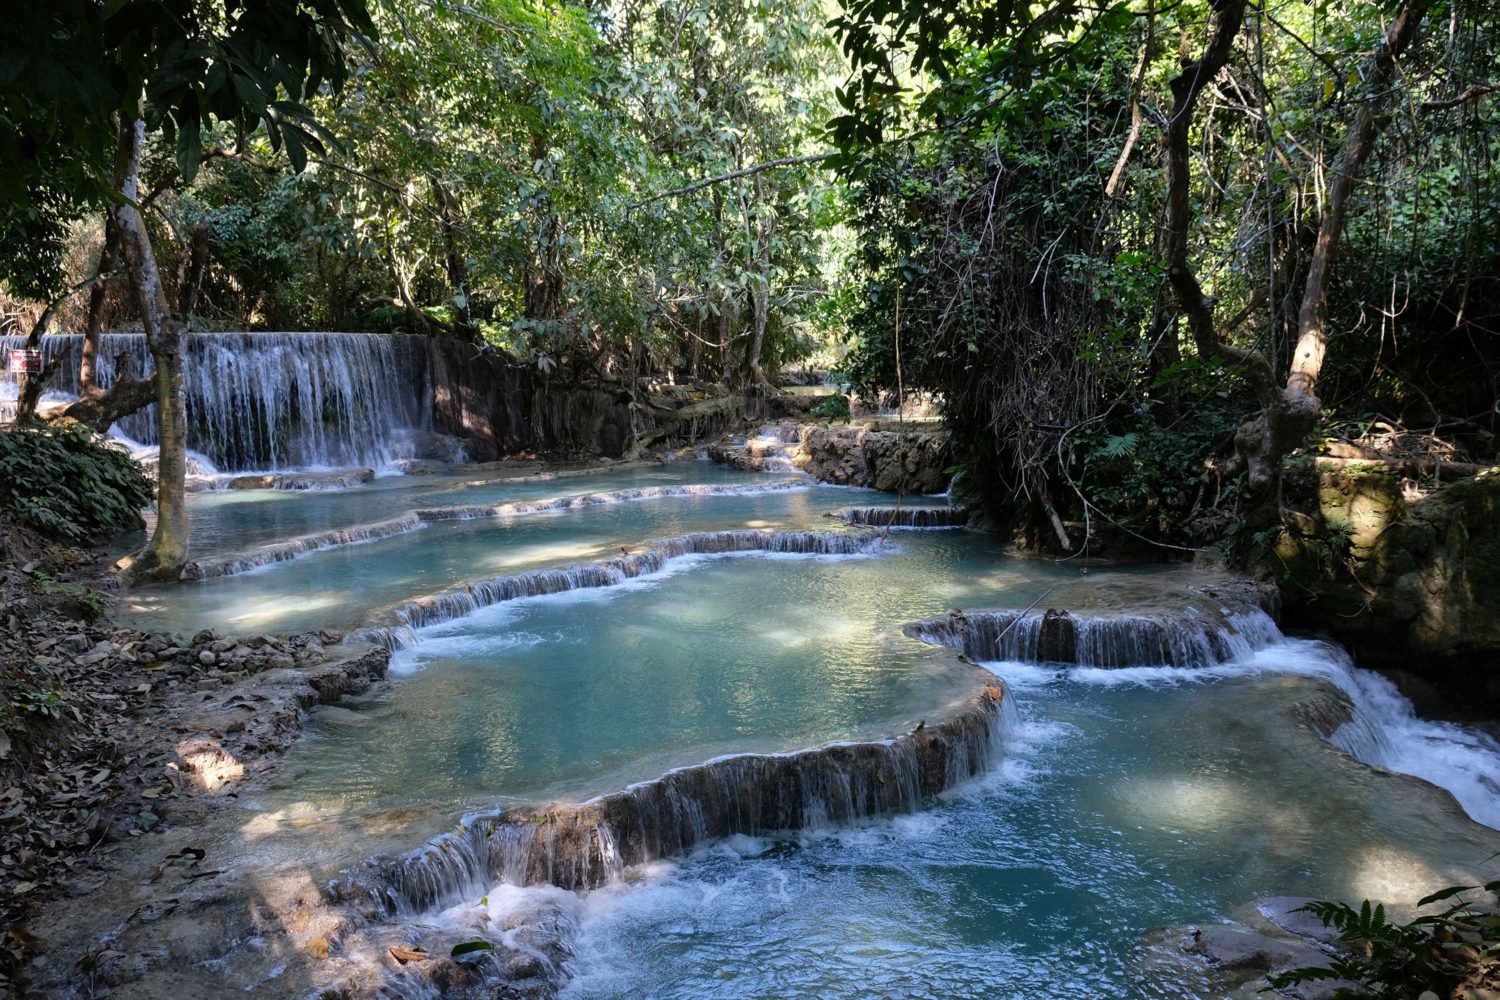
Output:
(326, 673), (1013, 915)
(908, 604), (1284, 668)
(354, 528), (889, 649)
(0, 332), (433, 471)
(838, 505), (970, 528)
(179, 478), (807, 580)
(910, 603), (1500, 828)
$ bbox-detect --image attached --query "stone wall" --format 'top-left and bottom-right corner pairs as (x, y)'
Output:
(1273, 463), (1500, 715)
(801, 423), (952, 493)
(426, 337), (533, 460)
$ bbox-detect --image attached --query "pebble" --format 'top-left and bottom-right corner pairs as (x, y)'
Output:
(198, 651), (217, 666)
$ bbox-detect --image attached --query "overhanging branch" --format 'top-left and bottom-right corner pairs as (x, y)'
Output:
(630, 153), (834, 209)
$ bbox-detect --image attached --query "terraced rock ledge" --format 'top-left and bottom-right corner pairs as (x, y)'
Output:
(180, 478), (807, 580)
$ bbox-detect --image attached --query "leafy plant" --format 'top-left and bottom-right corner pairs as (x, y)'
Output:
(0, 421), (153, 544)
(812, 394), (852, 424)
(1267, 882), (1500, 999)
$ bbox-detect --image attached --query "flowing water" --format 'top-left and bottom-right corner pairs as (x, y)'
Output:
(1, 332), (432, 471)
(122, 460), (1500, 998)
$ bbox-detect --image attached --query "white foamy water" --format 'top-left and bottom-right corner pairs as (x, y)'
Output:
(987, 638), (1500, 831)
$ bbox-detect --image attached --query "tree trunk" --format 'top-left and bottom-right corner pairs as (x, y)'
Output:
(81, 215), (119, 394)
(111, 116), (190, 582)
(523, 132), (566, 329)
(1236, 0), (1429, 492)
(742, 176), (774, 387)
(430, 176), (478, 342)
(1284, 0), (1430, 402)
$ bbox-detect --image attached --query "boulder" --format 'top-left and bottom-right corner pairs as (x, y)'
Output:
(1276, 466), (1500, 715)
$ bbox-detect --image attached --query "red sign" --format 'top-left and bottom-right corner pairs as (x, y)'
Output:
(8, 349), (41, 374)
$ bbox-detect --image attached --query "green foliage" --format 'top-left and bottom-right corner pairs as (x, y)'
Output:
(6, 687), (64, 723)
(1267, 882), (1500, 999)
(1074, 390), (1249, 548)
(811, 394), (852, 424)
(0, 0), (375, 297)
(0, 422), (152, 544)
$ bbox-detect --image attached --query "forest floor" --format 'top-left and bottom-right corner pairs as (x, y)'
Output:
(0, 523), (394, 995)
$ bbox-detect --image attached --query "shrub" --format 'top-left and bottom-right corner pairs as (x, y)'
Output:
(0, 420), (153, 544)
(812, 393), (852, 424)
(1268, 882), (1500, 999)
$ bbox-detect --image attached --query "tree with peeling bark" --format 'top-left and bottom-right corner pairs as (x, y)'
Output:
(0, 1), (376, 580)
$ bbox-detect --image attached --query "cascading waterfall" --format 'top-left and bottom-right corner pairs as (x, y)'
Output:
(179, 479), (808, 580)
(736, 422), (806, 472)
(907, 605), (1284, 668)
(354, 528), (889, 649)
(911, 603), (1500, 829)
(0, 332), (432, 471)
(326, 676), (1013, 915)
(838, 505), (970, 528)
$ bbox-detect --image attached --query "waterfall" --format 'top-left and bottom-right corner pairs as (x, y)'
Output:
(838, 505), (970, 528)
(326, 676), (1012, 914)
(354, 528), (888, 649)
(1, 332), (432, 472)
(907, 605), (1283, 668)
(910, 603), (1500, 829)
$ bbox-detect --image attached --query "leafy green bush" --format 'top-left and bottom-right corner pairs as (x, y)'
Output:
(0, 421), (153, 544)
(1268, 881), (1500, 999)
(811, 394), (852, 424)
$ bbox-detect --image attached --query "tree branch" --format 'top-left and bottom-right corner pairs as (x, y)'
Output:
(630, 153), (834, 208)
(1420, 82), (1496, 113)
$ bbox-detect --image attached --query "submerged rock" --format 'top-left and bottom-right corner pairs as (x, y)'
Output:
(226, 467), (375, 491)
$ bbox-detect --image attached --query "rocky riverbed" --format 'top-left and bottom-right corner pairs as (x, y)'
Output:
(0, 542), (393, 995)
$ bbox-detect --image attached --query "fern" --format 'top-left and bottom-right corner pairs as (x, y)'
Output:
(1266, 882), (1500, 999)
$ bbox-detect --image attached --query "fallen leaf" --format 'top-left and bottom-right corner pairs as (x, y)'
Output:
(388, 946), (430, 964)
(450, 940), (494, 958)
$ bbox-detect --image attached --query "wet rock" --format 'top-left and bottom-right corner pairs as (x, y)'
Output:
(1186, 925), (1330, 972)
(226, 468), (376, 491)
(391, 428), (470, 463)
(392, 458), (451, 476)
(1256, 898), (1343, 946)
(1276, 466), (1500, 715)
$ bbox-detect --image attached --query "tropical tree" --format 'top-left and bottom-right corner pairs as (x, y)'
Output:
(0, 0), (375, 579)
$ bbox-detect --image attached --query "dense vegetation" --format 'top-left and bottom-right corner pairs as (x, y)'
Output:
(829, 0), (1500, 549)
(1, 0), (1497, 567)
(0, 423), (152, 545)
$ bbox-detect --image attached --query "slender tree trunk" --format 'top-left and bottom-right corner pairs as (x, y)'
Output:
(112, 116), (190, 582)
(1236, 0), (1428, 492)
(523, 131), (566, 330)
(430, 176), (477, 342)
(80, 215), (119, 394)
(1285, 0), (1429, 402)
(742, 175), (774, 387)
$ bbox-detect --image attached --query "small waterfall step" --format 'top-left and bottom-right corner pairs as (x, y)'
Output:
(907, 577), (1281, 668)
(837, 505), (970, 528)
(326, 669), (1011, 914)
(354, 528), (890, 649)
(180, 478), (809, 580)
